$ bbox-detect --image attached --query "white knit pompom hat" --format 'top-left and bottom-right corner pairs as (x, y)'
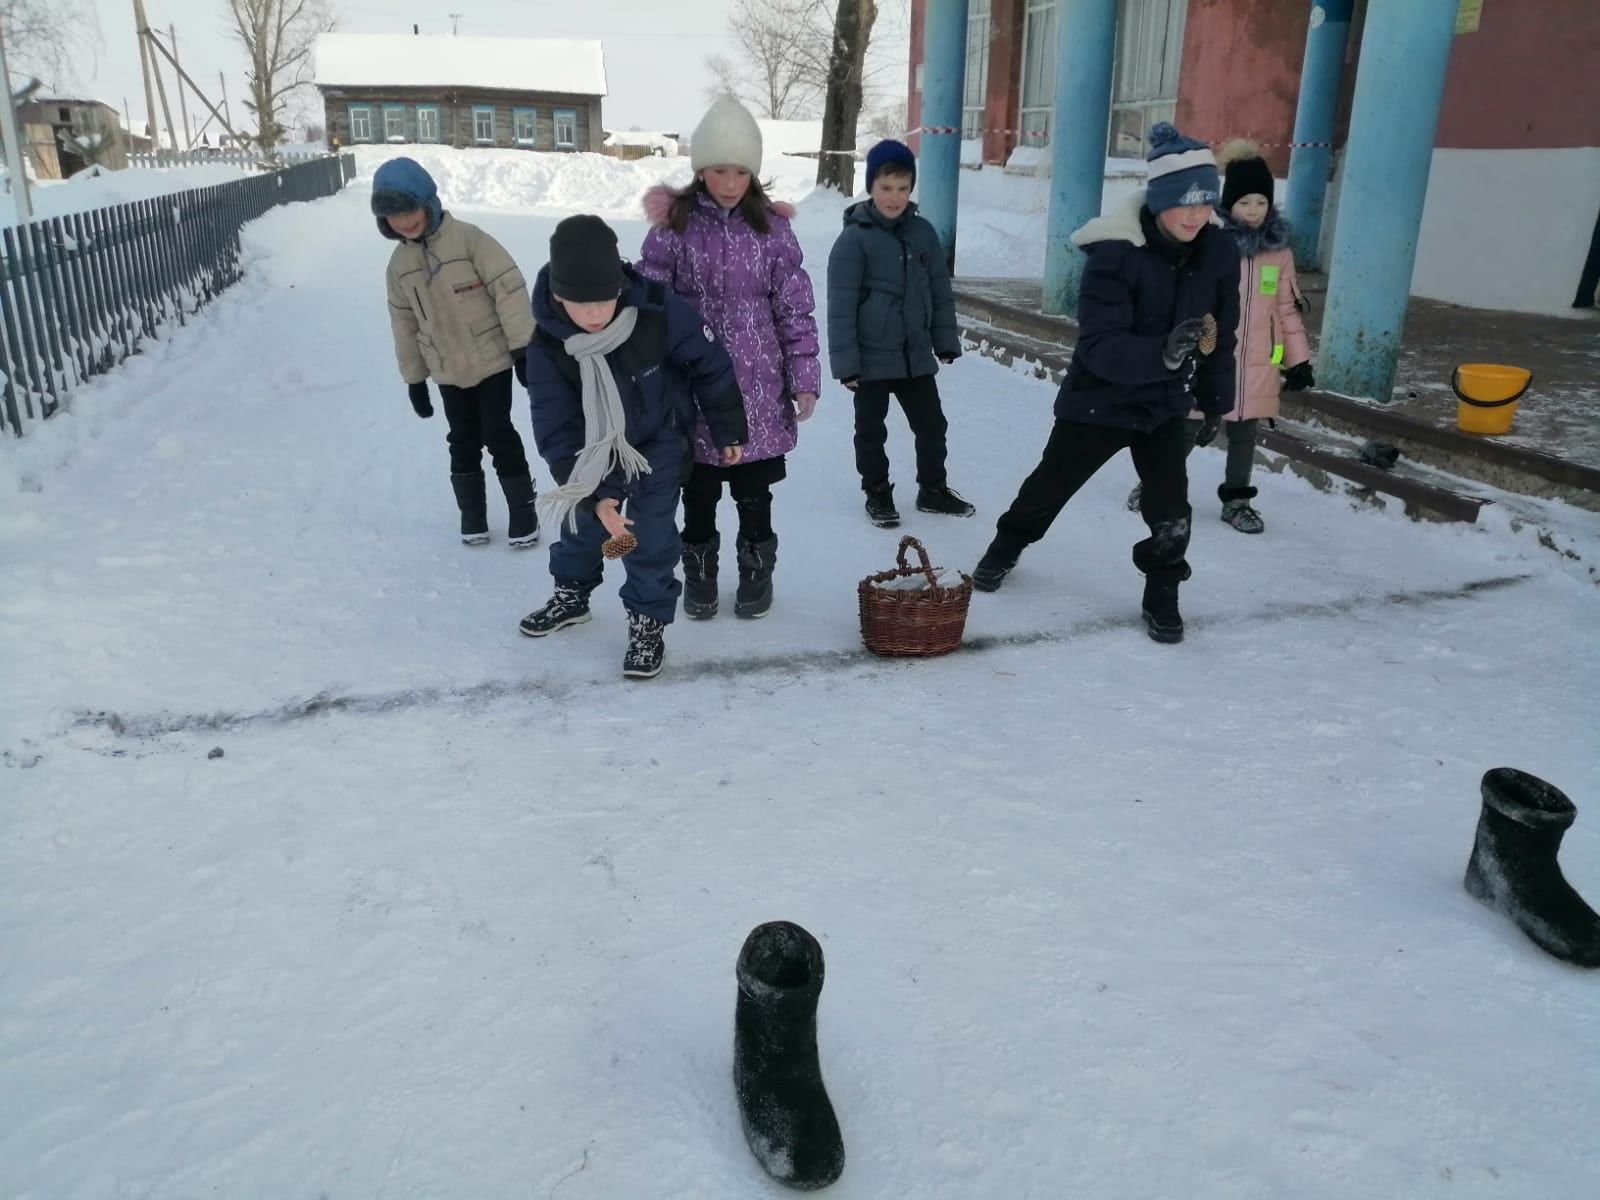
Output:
(690, 95), (764, 176)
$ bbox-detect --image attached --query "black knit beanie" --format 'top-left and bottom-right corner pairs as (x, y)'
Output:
(549, 215), (624, 302)
(1221, 152), (1275, 212)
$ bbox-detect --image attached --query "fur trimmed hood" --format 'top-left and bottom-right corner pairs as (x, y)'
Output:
(1218, 206), (1292, 257)
(642, 182), (795, 227)
(1071, 189), (1223, 249)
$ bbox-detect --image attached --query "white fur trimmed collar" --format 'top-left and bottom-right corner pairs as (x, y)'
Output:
(1070, 189), (1224, 249)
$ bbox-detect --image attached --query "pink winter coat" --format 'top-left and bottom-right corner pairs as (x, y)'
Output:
(1218, 209), (1311, 422)
(637, 186), (822, 466)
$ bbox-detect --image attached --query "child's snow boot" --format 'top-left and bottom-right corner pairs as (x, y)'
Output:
(916, 484), (976, 517)
(735, 535), (778, 619)
(623, 610), (666, 679)
(734, 921), (845, 1191)
(682, 535), (720, 620)
(500, 471), (540, 548)
(518, 581), (593, 638)
(451, 471), (491, 545)
(1464, 768), (1600, 967)
(1218, 484), (1264, 535)
(1140, 579), (1184, 644)
(863, 484), (900, 529)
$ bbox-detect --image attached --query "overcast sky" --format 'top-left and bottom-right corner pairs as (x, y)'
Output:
(69, 0), (909, 142)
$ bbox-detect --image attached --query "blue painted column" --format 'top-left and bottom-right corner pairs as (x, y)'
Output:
(1284, 0), (1354, 269)
(1319, 0), (1457, 402)
(1041, 0), (1118, 318)
(919, 0), (969, 272)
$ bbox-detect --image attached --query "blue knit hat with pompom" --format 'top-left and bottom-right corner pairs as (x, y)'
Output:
(1143, 122), (1219, 214)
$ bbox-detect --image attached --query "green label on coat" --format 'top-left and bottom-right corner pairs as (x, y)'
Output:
(1260, 265), (1280, 295)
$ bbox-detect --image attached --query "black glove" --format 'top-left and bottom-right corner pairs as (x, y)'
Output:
(1194, 415), (1222, 448)
(937, 353), (958, 366)
(1162, 318), (1207, 371)
(512, 348), (528, 388)
(408, 381), (433, 418)
(1282, 361), (1315, 392)
(840, 376), (860, 392)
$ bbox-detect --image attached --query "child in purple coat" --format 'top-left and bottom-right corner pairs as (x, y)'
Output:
(637, 95), (821, 620)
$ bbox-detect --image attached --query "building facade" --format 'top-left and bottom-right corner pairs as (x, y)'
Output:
(907, 0), (1600, 313)
(16, 98), (130, 179)
(313, 34), (607, 154)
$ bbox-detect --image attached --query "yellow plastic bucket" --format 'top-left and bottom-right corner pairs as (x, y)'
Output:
(1452, 364), (1530, 436)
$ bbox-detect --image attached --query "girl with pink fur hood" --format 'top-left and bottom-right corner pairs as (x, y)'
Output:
(637, 96), (821, 621)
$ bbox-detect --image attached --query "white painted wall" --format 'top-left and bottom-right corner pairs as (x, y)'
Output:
(1320, 147), (1599, 316)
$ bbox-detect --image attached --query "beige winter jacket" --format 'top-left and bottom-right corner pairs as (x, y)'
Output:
(385, 213), (535, 388)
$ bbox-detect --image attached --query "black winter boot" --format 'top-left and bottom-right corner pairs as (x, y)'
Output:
(1141, 579), (1184, 644)
(972, 547), (1018, 593)
(1464, 768), (1600, 967)
(1218, 484), (1263, 535)
(450, 471), (491, 545)
(863, 484), (899, 529)
(734, 922), (845, 1190)
(500, 471), (540, 548)
(735, 535), (778, 619)
(518, 582), (593, 638)
(682, 535), (720, 620)
(623, 610), (666, 679)
(916, 484), (976, 517)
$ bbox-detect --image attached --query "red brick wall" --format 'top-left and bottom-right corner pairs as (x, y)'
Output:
(984, 0), (1025, 164)
(1174, 0), (1307, 177)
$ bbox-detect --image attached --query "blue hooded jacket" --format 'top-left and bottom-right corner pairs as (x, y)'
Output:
(372, 157), (445, 241)
(526, 264), (748, 504)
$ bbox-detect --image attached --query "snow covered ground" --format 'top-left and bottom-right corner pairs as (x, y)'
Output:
(1, 162), (256, 228)
(2, 148), (1597, 1198)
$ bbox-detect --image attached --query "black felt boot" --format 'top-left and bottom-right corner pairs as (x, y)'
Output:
(682, 535), (720, 620)
(1464, 768), (1600, 967)
(735, 535), (777, 619)
(734, 921), (844, 1190)
(450, 471), (490, 545)
(500, 471), (540, 548)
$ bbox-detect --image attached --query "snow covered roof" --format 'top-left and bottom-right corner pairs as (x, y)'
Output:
(313, 34), (607, 97)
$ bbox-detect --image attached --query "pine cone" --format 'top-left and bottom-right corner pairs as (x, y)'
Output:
(601, 532), (638, 559)
(1198, 313), (1218, 356)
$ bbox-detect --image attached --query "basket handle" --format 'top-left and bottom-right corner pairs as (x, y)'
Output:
(895, 535), (941, 587)
(1452, 367), (1532, 408)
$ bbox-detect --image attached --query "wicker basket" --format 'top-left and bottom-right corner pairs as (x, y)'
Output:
(858, 536), (973, 658)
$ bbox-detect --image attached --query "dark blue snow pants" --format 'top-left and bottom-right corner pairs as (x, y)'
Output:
(548, 476), (683, 625)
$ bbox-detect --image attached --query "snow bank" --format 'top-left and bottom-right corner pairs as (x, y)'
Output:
(1, 162), (255, 228)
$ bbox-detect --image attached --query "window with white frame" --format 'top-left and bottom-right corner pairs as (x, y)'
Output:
(1018, 0), (1058, 148)
(1109, 0), (1189, 157)
(514, 108), (537, 145)
(417, 106), (440, 143)
(349, 106), (372, 142)
(554, 109), (577, 149)
(384, 106), (405, 141)
(962, 0), (991, 140)
(473, 106), (495, 143)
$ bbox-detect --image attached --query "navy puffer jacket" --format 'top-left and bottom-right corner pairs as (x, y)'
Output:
(1056, 191), (1240, 429)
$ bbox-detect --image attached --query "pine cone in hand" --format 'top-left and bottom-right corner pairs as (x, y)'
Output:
(601, 532), (638, 559)
(1198, 313), (1218, 356)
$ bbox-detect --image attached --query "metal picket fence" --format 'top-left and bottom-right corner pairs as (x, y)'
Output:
(1, 153), (357, 438)
(127, 148), (328, 171)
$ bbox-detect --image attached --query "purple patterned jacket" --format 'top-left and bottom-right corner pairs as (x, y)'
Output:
(637, 186), (822, 465)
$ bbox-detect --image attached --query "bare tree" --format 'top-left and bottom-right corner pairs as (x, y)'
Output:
(226, 0), (336, 152)
(816, 0), (877, 194)
(1, 0), (100, 88)
(863, 97), (908, 146)
(704, 0), (830, 120)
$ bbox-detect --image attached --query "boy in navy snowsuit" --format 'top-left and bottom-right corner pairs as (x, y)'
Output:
(519, 215), (747, 679)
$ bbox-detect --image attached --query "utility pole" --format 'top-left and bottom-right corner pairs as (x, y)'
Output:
(141, 23), (247, 150)
(132, 1), (179, 152)
(220, 72), (232, 134)
(168, 25), (193, 148)
(0, 17), (34, 220)
(449, 13), (463, 34)
(134, 1), (159, 150)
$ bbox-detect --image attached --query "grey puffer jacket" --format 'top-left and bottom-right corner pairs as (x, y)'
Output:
(826, 200), (961, 383)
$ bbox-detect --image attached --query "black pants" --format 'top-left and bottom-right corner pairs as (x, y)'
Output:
(992, 415), (1193, 585)
(853, 375), (948, 491)
(681, 461), (776, 545)
(438, 368), (529, 478)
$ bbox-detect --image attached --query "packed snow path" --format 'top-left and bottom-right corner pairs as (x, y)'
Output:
(3, 149), (1597, 1197)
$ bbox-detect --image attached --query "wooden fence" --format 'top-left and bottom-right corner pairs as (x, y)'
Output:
(1, 154), (356, 438)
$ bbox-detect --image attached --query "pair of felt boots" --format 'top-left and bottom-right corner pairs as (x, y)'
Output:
(681, 534), (778, 621)
(450, 471), (539, 548)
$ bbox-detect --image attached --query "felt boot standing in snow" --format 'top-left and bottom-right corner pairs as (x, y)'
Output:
(1464, 768), (1600, 968)
(734, 534), (778, 619)
(1218, 483), (1264, 534)
(500, 471), (540, 548)
(681, 534), (721, 619)
(734, 921), (845, 1190)
(450, 471), (491, 545)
